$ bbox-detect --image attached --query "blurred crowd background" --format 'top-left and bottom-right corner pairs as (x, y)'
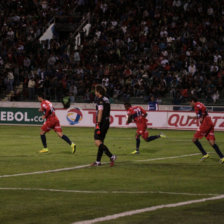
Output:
(0, 0), (224, 105)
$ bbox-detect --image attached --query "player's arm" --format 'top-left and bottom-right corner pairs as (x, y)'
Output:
(97, 109), (103, 124)
(188, 108), (201, 119)
(39, 103), (44, 112)
(187, 114), (199, 119)
(39, 104), (46, 119)
(96, 105), (103, 134)
(43, 105), (51, 119)
(126, 114), (132, 124)
(141, 107), (147, 118)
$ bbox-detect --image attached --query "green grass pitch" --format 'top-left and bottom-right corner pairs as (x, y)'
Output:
(0, 126), (224, 224)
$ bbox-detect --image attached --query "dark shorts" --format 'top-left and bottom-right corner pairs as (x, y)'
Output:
(94, 121), (110, 141)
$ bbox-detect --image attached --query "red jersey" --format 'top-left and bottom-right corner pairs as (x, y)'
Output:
(41, 100), (56, 119)
(194, 102), (208, 118)
(193, 102), (214, 140)
(127, 106), (148, 123)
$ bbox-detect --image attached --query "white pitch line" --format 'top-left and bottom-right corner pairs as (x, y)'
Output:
(0, 187), (108, 194)
(0, 187), (218, 196)
(71, 194), (224, 224)
(0, 164), (91, 178)
(136, 153), (202, 162)
(0, 153), (206, 178)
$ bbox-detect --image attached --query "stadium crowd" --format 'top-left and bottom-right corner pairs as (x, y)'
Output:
(0, 0), (224, 104)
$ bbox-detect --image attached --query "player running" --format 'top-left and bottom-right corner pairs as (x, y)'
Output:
(124, 103), (166, 154)
(91, 84), (116, 167)
(37, 93), (76, 154)
(188, 96), (224, 163)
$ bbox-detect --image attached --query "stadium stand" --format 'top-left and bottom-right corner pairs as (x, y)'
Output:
(0, 0), (224, 105)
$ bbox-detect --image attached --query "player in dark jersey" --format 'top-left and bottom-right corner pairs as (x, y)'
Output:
(188, 96), (224, 163)
(91, 84), (116, 167)
(37, 93), (76, 154)
(124, 103), (166, 154)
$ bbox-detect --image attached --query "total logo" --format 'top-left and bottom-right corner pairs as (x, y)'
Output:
(66, 108), (83, 125)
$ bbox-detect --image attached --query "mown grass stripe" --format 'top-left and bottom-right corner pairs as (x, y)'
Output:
(71, 195), (224, 224)
(0, 153), (203, 178)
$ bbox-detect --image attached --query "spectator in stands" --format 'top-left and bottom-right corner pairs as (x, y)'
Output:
(148, 95), (158, 111)
(0, 0), (224, 105)
(7, 71), (14, 92)
(62, 92), (71, 109)
(28, 77), (36, 100)
(69, 83), (78, 103)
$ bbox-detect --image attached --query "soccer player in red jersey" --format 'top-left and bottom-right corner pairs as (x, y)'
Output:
(37, 93), (76, 154)
(188, 96), (224, 163)
(124, 103), (166, 154)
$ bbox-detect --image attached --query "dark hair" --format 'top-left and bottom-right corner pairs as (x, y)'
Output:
(95, 84), (106, 96)
(124, 102), (131, 107)
(37, 91), (44, 98)
(190, 96), (198, 102)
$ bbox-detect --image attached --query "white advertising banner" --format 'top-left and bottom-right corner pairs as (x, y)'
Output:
(55, 108), (224, 131)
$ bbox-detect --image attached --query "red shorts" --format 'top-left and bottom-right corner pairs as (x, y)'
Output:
(136, 121), (149, 139)
(41, 116), (62, 133)
(194, 116), (215, 141)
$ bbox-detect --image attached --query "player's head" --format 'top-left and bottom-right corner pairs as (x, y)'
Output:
(95, 84), (106, 97)
(124, 102), (131, 110)
(37, 92), (44, 102)
(150, 95), (155, 101)
(190, 96), (198, 106)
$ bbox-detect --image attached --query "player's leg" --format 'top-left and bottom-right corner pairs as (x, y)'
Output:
(39, 124), (49, 153)
(57, 131), (71, 144)
(97, 141), (116, 167)
(208, 139), (224, 163)
(131, 124), (144, 154)
(55, 122), (76, 153)
(93, 139), (116, 166)
(195, 117), (214, 160)
(131, 133), (141, 154)
(92, 139), (104, 166)
(101, 122), (116, 166)
(92, 122), (116, 166)
(145, 134), (161, 142)
(205, 119), (224, 163)
(142, 127), (163, 142)
(192, 136), (209, 160)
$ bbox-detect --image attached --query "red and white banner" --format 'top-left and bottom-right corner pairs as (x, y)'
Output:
(55, 108), (224, 131)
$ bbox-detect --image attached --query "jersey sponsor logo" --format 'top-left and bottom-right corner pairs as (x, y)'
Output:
(66, 108), (83, 125)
